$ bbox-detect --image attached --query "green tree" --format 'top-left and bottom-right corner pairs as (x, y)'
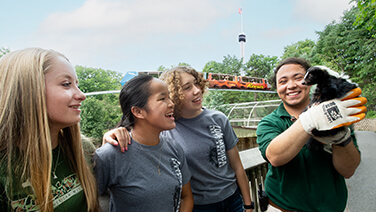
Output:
(315, 6), (376, 112)
(157, 65), (167, 72)
(221, 55), (244, 75)
(203, 55), (244, 75)
(245, 54), (278, 79)
(76, 66), (123, 142)
(202, 54), (279, 109)
(352, 0), (376, 37)
(281, 39), (316, 61)
(202, 61), (223, 73)
(281, 39), (327, 66)
(80, 97), (108, 142)
(76, 66), (123, 96)
(0, 47), (10, 58)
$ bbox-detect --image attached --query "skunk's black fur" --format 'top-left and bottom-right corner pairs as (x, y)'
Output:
(302, 66), (357, 150)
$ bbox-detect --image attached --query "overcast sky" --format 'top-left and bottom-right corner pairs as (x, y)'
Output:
(1, 0), (355, 74)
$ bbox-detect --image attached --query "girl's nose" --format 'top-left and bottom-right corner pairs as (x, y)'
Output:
(168, 98), (174, 108)
(193, 84), (201, 94)
(75, 88), (86, 101)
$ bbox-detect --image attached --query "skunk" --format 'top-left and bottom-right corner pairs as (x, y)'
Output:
(301, 66), (357, 150)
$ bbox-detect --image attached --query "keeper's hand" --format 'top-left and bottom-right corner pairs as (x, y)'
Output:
(300, 89), (367, 134)
(311, 127), (351, 146)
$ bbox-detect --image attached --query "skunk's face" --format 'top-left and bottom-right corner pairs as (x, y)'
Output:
(302, 66), (329, 86)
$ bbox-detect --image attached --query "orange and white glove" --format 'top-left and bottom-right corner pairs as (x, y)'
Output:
(311, 127), (352, 146)
(300, 88), (367, 134)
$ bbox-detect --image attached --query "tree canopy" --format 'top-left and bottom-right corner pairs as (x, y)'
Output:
(76, 66), (123, 142)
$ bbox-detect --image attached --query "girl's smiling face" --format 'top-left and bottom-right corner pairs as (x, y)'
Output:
(142, 78), (175, 131)
(45, 56), (86, 131)
(179, 72), (203, 119)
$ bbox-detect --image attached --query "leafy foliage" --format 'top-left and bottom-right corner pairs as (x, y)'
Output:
(245, 54), (279, 80)
(202, 54), (279, 109)
(76, 66), (122, 94)
(76, 66), (123, 142)
(281, 39), (316, 61)
(315, 6), (376, 112)
(352, 0), (376, 37)
(0, 47), (10, 58)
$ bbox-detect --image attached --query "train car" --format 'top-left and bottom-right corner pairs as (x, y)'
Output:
(121, 71), (271, 91)
(237, 76), (271, 90)
(206, 73), (238, 89)
(205, 73), (271, 90)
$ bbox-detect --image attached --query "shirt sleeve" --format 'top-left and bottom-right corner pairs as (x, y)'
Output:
(222, 114), (239, 151)
(179, 147), (192, 186)
(93, 145), (112, 196)
(256, 117), (286, 162)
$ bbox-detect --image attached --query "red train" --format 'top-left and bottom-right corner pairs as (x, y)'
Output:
(204, 73), (271, 90)
(121, 71), (271, 90)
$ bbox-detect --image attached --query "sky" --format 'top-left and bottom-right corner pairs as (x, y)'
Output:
(1, 0), (355, 74)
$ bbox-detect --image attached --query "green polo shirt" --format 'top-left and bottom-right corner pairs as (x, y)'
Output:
(256, 103), (359, 212)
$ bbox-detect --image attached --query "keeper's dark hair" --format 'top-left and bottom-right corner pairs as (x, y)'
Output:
(271, 57), (311, 87)
(118, 74), (153, 128)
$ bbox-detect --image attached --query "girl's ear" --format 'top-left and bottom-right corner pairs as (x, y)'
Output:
(131, 106), (145, 119)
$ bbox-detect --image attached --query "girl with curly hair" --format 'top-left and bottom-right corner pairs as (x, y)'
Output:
(105, 66), (254, 211)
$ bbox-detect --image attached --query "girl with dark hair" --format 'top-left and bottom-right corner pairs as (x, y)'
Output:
(104, 67), (254, 212)
(94, 75), (193, 212)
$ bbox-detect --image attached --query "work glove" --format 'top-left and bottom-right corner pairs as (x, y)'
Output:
(300, 88), (367, 134)
(311, 127), (352, 146)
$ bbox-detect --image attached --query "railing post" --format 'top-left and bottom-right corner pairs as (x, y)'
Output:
(240, 148), (268, 212)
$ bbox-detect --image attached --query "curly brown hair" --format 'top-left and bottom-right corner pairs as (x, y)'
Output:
(159, 66), (208, 120)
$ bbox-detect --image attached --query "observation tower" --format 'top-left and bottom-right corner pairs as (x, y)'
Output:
(238, 8), (246, 76)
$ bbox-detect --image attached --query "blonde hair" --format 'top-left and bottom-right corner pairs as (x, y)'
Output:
(0, 48), (98, 211)
(159, 66), (208, 119)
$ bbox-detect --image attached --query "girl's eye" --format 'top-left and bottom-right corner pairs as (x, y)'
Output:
(62, 82), (72, 87)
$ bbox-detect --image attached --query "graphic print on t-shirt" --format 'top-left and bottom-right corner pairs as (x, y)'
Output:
(171, 158), (183, 212)
(10, 173), (83, 211)
(208, 125), (227, 168)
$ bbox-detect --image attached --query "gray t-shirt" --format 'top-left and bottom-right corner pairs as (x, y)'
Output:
(162, 108), (238, 205)
(94, 136), (191, 212)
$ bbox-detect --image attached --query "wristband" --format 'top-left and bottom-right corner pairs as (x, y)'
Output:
(334, 136), (352, 147)
(244, 202), (254, 210)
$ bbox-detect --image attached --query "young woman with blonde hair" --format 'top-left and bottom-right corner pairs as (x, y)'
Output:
(0, 48), (99, 211)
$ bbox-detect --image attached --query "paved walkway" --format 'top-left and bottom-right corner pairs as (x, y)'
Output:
(346, 131), (376, 212)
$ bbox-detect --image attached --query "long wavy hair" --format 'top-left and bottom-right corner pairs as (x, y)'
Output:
(0, 48), (98, 211)
(159, 66), (208, 119)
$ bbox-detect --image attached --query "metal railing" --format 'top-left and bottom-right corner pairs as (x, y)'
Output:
(239, 148), (268, 212)
(207, 100), (281, 129)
